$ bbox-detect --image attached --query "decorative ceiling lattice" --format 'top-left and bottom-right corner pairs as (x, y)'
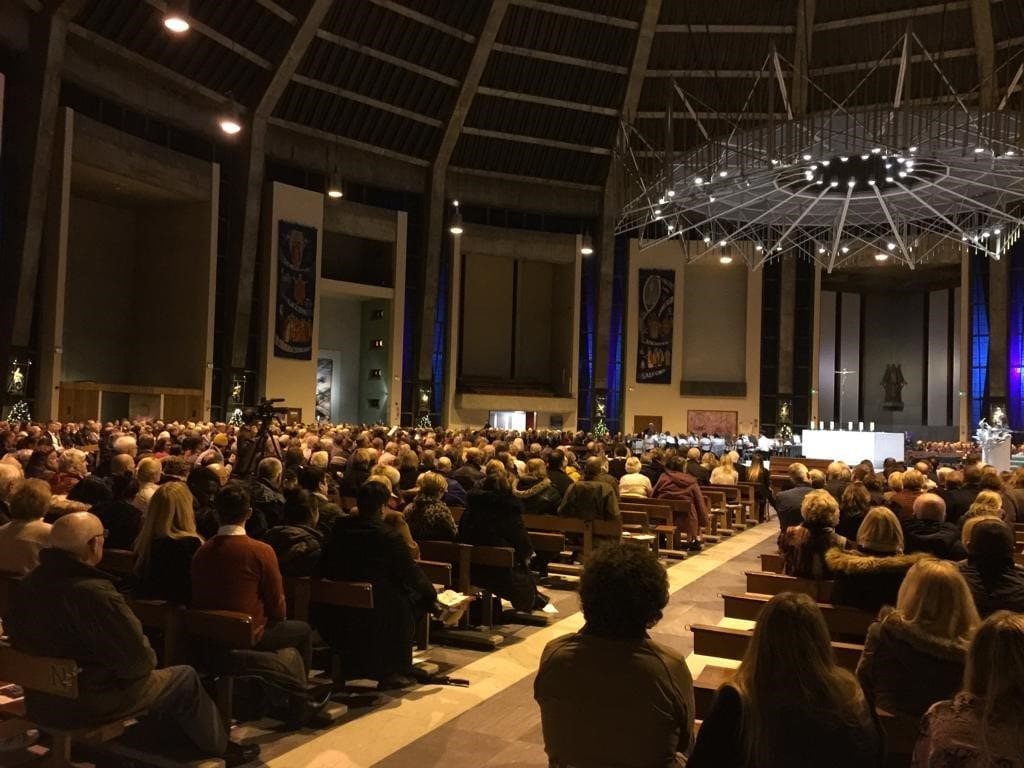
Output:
(616, 29), (1024, 270)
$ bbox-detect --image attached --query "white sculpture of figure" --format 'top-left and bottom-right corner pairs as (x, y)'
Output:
(976, 418), (1012, 472)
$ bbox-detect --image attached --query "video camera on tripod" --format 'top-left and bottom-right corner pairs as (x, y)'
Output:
(242, 397), (290, 426)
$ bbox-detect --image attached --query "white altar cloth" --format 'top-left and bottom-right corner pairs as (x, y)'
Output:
(801, 429), (905, 467)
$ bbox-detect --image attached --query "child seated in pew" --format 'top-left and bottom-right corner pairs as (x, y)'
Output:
(913, 611), (1024, 768)
(688, 592), (881, 768)
(534, 544), (694, 768)
(856, 558), (979, 719)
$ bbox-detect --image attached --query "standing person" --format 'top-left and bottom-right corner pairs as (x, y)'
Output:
(688, 592), (881, 768)
(856, 559), (979, 718)
(535, 545), (694, 768)
(913, 611), (1024, 767)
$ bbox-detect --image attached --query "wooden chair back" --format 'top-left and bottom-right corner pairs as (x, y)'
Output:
(102, 549), (137, 576)
(760, 552), (784, 573)
(417, 559), (453, 587)
(0, 641), (79, 699)
(181, 609), (256, 650)
(745, 571), (834, 602)
(528, 531), (565, 554)
(621, 510), (649, 529)
(309, 580), (374, 610)
(449, 506), (465, 522)
(469, 545), (515, 568)
(418, 540), (474, 593)
(127, 599), (182, 665)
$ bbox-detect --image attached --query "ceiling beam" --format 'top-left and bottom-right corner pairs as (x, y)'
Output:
(267, 117), (430, 166)
(475, 85), (618, 115)
(791, 0), (816, 115)
(647, 68), (774, 78)
(144, 0), (271, 69)
(813, 1), (973, 32)
(636, 111), (783, 120)
(418, 0), (509, 382)
(368, 0), (476, 43)
(314, 29), (459, 87)
(462, 126), (611, 155)
(811, 46), (975, 77)
(492, 42), (628, 75)
(595, 0), (662, 395)
(968, 0), (998, 110)
(252, 0), (296, 24)
(656, 23), (794, 34)
(510, 0), (639, 30)
(228, 0), (336, 370)
(291, 74), (443, 126)
(448, 165), (603, 193)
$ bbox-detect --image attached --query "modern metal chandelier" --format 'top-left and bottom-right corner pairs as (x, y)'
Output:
(616, 30), (1024, 271)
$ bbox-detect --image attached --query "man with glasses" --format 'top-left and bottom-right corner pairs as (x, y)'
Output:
(6, 512), (258, 765)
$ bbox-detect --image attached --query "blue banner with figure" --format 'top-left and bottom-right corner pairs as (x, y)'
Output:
(636, 269), (674, 384)
(274, 221), (317, 360)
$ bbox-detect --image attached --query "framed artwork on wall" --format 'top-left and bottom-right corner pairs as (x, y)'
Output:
(687, 409), (738, 436)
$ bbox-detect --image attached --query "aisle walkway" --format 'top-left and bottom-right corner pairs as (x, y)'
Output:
(266, 523), (778, 768)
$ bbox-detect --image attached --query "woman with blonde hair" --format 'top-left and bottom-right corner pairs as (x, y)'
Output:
(618, 456), (653, 498)
(913, 611), (1024, 767)
(857, 559), (980, 718)
(778, 489), (850, 578)
(512, 458), (562, 515)
(826, 506), (926, 612)
(404, 471), (457, 541)
(962, 490), (1002, 523)
(132, 481), (202, 603)
(709, 453), (738, 486)
(689, 592), (880, 768)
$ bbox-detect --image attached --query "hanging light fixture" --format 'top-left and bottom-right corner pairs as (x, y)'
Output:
(719, 255), (733, 264)
(218, 94), (242, 135)
(163, 0), (190, 33)
(326, 176), (343, 199)
(448, 201), (463, 235)
(580, 231), (594, 255)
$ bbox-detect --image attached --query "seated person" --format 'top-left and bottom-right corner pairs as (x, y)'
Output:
(131, 457), (162, 515)
(0, 461), (24, 523)
(688, 592), (880, 768)
(777, 489), (849, 578)
(535, 544), (694, 768)
(261, 488), (324, 578)
(957, 517), (1024, 617)
(774, 463), (813, 530)
(903, 493), (967, 560)
(247, 457), (286, 538)
(857, 558), (978, 718)
(404, 471), (458, 541)
(92, 471), (142, 550)
(318, 482), (439, 689)
(618, 456), (653, 499)
(50, 449), (87, 496)
(511, 459), (563, 516)
(132, 481), (203, 604)
(913, 611), (1024, 767)
(191, 484), (313, 676)
(825, 506), (926, 613)
(435, 456), (468, 508)
(559, 456), (621, 523)
(5, 512), (255, 765)
(0, 479), (52, 575)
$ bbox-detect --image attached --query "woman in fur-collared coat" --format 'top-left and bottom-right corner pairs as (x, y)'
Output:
(825, 506), (927, 613)
(856, 559), (979, 718)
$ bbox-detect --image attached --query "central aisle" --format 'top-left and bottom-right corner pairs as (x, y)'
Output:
(267, 523), (779, 768)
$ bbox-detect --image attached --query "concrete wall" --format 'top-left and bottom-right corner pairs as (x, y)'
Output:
(63, 195), (137, 384)
(318, 295), (362, 424)
(360, 299), (391, 424)
(260, 182), (324, 420)
(624, 239), (763, 435)
(461, 252), (515, 379)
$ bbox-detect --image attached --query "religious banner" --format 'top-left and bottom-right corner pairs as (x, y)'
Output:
(636, 269), (674, 383)
(274, 221), (317, 360)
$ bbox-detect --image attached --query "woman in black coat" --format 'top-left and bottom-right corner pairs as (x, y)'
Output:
(458, 461), (548, 612)
(317, 482), (438, 688)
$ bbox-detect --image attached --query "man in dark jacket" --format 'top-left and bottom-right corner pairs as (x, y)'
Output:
(683, 448), (709, 486)
(775, 463), (813, 530)
(958, 518), (1024, 616)
(940, 468), (982, 524)
(902, 493), (966, 560)
(546, 449), (574, 498)
(436, 457), (468, 508)
(451, 447), (485, 490)
(558, 458), (620, 524)
(249, 457), (287, 537)
(6, 512), (254, 764)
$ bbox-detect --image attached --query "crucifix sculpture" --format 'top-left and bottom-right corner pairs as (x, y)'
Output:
(835, 368), (857, 426)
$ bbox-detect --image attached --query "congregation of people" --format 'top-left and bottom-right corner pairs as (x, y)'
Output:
(1, 418), (1024, 766)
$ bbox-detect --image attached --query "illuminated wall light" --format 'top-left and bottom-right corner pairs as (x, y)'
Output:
(369, 369), (382, 379)
(370, 339), (384, 349)
(449, 200), (463, 234)
(875, 252), (889, 262)
(372, 309), (385, 320)
(580, 231), (594, 256)
(719, 255), (733, 264)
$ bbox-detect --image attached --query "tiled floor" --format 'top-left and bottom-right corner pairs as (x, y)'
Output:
(262, 523), (779, 768)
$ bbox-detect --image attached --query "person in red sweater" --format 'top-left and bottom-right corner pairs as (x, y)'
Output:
(191, 483), (313, 674)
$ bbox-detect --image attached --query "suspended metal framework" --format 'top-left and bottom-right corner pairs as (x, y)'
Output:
(616, 30), (1024, 271)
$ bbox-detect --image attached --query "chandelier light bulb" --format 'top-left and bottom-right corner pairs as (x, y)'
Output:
(830, 180), (839, 187)
(886, 176), (894, 183)
(666, 189), (676, 197)
(802, 154), (812, 161)
(719, 240), (728, 247)
(755, 245), (763, 252)
(694, 177), (703, 185)
(841, 245), (850, 254)
(871, 147), (882, 154)
(719, 255), (733, 264)
(974, 147), (985, 154)
(703, 236), (711, 243)
(887, 242), (896, 250)
(909, 146), (918, 153)
(840, 156), (849, 162)
(875, 252), (889, 262)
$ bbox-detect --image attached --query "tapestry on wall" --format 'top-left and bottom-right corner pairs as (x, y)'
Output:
(636, 268), (674, 383)
(687, 409), (738, 437)
(274, 221), (317, 360)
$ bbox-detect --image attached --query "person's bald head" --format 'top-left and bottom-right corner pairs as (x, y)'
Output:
(49, 512), (105, 566)
(914, 492), (946, 522)
(110, 453), (135, 476)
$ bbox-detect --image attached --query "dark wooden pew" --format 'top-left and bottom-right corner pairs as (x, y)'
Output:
(691, 623), (862, 672)
(722, 592), (875, 639)
(745, 570), (834, 602)
(760, 552), (784, 573)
